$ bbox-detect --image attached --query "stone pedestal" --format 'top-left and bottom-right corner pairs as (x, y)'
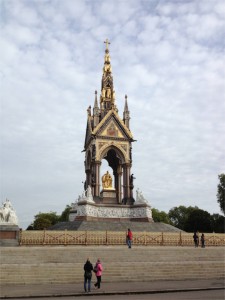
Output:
(0, 225), (20, 246)
(69, 201), (153, 222)
(100, 189), (117, 204)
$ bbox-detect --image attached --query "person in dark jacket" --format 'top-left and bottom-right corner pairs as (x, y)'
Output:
(201, 233), (205, 248)
(83, 258), (93, 293)
(193, 232), (199, 247)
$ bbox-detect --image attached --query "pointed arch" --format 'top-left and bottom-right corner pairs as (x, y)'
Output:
(99, 144), (126, 165)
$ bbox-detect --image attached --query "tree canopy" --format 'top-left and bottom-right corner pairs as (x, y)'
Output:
(151, 208), (171, 224)
(168, 205), (197, 230)
(217, 173), (225, 215)
(168, 205), (224, 233)
(59, 205), (72, 222)
(27, 212), (59, 230)
(210, 214), (225, 233)
(27, 205), (72, 230)
(184, 209), (212, 232)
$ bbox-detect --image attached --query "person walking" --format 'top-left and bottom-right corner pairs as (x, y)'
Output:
(201, 233), (205, 248)
(193, 232), (199, 247)
(196, 231), (200, 247)
(83, 258), (93, 293)
(94, 258), (103, 289)
(127, 228), (133, 249)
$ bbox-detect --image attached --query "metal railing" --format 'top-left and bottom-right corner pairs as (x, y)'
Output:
(19, 230), (225, 246)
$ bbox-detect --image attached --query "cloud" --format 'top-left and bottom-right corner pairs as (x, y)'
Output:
(1, 0), (225, 229)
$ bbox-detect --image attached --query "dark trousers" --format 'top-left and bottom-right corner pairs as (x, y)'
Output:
(94, 276), (101, 288)
(84, 277), (91, 291)
(194, 240), (198, 247)
(127, 239), (132, 248)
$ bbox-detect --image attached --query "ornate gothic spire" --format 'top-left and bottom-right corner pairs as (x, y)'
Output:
(100, 39), (116, 117)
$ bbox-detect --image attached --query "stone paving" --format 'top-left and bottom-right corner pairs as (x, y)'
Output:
(0, 279), (224, 298)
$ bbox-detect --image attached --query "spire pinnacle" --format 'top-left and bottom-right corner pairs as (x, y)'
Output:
(104, 38), (110, 51)
(100, 39), (117, 116)
(124, 95), (129, 111)
(93, 90), (100, 128)
(94, 90), (98, 106)
(123, 95), (130, 129)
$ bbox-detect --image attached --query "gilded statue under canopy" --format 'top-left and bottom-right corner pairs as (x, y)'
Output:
(102, 171), (113, 189)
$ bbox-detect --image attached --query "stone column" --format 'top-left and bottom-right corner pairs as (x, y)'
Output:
(122, 163), (132, 204)
(122, 164), (128, 203)
(86, 170), (91, 187)
(126, 165), (131, 199)
(95, 161), (101, 197)
(114, 169), (118, 202)
(117, 165), (122, 204)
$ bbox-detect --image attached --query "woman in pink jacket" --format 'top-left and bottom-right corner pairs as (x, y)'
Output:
(94, 258), (103, 289)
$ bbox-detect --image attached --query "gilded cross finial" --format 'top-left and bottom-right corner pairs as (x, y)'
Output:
(104, 38), (110, 50)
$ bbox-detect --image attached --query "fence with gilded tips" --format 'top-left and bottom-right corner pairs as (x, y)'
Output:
(19, 230), (225, 246)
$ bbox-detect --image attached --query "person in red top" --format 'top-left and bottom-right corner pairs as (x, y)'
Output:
(127, 228), (133, 248)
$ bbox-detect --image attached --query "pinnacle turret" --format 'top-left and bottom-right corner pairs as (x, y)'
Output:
(93, 90), (100, 128)
(123, 95), (130, 129)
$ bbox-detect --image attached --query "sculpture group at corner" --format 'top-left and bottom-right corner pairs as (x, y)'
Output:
(0, 199), (18, 225)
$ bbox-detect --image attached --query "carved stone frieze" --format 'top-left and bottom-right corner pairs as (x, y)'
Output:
(72, 203), (152, 219)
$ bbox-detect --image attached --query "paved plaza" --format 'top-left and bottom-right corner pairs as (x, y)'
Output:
(0, 278), (224, 298)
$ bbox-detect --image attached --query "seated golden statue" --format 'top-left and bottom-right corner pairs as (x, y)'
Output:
(102, 171), (113, 189)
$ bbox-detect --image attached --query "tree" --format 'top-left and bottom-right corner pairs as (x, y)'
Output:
(217, 174), (225, 215)
(28, 212), (60, 230)
(184, 209), (212, 232)
(152, 208), (171, 224)
(59, 205), (72, 222)
(211, 214), (225, 233)
(26, 204), (73, 230)
(168, 206), (198, 230)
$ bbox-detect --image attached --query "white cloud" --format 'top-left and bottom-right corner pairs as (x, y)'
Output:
(1, 0), (225, 229)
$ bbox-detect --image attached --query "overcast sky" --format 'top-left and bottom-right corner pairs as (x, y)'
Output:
(1, 0), (225, 229)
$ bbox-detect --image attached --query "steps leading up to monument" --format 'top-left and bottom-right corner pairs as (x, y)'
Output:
(1, 246), (222, 264)
(49, 220), (181, 232)
(1, 246), (224, 284)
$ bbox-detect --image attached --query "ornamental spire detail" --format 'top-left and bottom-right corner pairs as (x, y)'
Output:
(123, 94), (130, 129)
(100, 39), (117, 116)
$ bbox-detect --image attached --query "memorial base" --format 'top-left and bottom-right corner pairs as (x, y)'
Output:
(0, 225), (20, 247)
(69, 202), (153, 223)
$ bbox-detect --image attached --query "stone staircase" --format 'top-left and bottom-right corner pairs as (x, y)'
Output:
(49, 220), (182, 232)
(1, 246), (224, 285)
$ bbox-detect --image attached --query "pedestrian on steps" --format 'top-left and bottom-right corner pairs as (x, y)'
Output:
(94, 258), (103, 289)
(127, 228), (133, 249)
(193, 232), (199, 247)
(201, 233), (205, 248)
(83, 258), (93, 293)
